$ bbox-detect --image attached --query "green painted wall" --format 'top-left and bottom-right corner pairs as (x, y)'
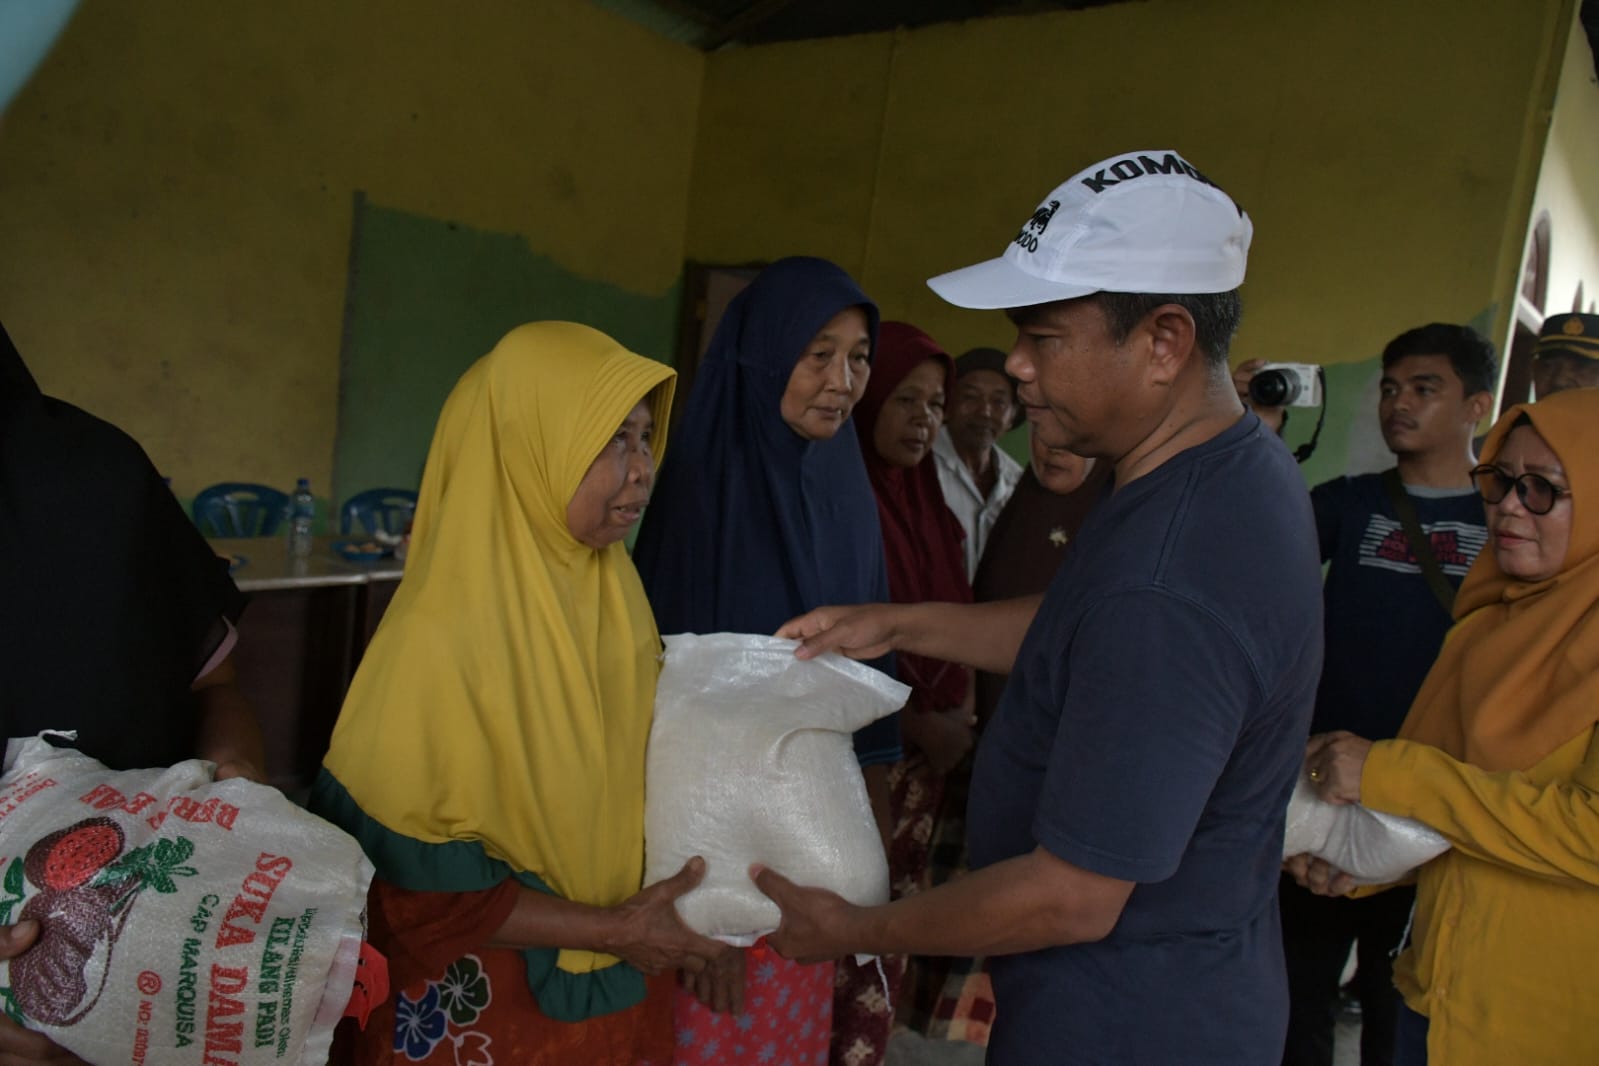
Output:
(332, 199), (682, 505)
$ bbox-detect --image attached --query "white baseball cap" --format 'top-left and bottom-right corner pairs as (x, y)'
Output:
(927, 149), (1253, 310)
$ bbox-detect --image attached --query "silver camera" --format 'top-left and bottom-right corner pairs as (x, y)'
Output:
(1248, 362), (1323, 408)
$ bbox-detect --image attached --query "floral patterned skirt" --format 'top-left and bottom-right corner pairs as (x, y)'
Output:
(365, 948), (674, 1065)
(339, 878), (675, 1065)
(831, 755), (944, 1066)
(673, 941), (833, 1065)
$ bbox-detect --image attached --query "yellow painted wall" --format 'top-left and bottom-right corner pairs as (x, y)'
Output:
(686, 0), (1570, 378)
(1521, 7), (1599, 320)
(0, 0), (703, 496)
(3, 0), (1586, 499)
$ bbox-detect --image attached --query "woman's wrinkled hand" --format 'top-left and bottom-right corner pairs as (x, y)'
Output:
(605, 857), (729, 977)
(682, 945), (746, 1014)
(1305, 731), (1374, 806)
(1283, 852), (1356, 898)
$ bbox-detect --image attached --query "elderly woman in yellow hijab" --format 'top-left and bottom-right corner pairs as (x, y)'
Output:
(1305, 386), (1599, 1066)
(310, 323), (725, 1065)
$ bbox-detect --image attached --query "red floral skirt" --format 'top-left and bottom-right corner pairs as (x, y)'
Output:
(672, 940), (833, 1065)
(337, 878), (675, 1065)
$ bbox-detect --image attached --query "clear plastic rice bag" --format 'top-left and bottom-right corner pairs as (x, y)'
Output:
(0, 735), (377, 1066)
(1282, 765), (1450, 885)
(644, 633), (911, 944)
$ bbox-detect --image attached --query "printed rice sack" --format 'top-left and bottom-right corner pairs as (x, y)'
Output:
(1282, 764), (1449, 884)
(645, 633), (910, 943)
(0, 735), (377, 1066)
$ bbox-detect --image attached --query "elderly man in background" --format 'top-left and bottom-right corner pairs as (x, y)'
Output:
(932, 347), (1024, 578)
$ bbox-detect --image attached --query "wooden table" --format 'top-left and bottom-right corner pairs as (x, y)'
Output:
(213, 534), (404, 592)
(210, 536), (404, 799)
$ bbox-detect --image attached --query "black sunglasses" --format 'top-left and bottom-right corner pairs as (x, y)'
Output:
(1470, 464), (1571, 516)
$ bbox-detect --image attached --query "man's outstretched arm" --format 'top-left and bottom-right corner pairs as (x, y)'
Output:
(752, 844), (1133, 963)
(777, 595), (1043, 675)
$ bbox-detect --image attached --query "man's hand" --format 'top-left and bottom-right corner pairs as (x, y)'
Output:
(1283, 853), (1356, 898)
(0, 922), (88, 1064)
(776, 604), (901, 662)
(750, 865), (862, 965)
(782, 599), (1038, 675)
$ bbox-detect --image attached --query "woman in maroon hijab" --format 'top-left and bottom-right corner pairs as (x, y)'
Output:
(832, 321), (974, 1066)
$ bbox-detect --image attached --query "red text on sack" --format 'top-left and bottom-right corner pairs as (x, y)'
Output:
(214, 853), (294, 949)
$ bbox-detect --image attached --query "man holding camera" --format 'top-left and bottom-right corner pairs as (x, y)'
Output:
(1273, 324), (1496, 1066)
(1235, 359), (1288, 433)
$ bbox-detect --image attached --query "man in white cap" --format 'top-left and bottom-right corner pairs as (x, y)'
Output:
(762, 150), (1324, 1065)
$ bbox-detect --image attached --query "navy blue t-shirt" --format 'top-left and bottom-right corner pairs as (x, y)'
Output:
(967, 414), (1323, 1066)
(1311, 473), (1487, 739)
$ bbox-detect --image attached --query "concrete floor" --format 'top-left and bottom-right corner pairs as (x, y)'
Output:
(1334, 1016), (1361, 1066)
(885, 1030), (985, 1066)
(884, 1016), (1362, 1065)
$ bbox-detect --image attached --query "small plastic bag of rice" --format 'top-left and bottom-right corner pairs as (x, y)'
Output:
(1282, 765), (1449, 884)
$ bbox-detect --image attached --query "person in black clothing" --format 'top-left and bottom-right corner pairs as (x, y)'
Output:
(1278, 323), (1496, 1066)
(0, 15), (266, 1063)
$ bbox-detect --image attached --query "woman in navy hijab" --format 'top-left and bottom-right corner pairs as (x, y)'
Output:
(631, 255), (898, 1063)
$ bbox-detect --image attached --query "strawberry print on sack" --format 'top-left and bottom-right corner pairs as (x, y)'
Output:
(1, 817), (199, 1027)
(0, 735), (378, 1066)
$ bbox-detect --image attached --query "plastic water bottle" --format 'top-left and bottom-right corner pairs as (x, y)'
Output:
(286, 477), (315, 558)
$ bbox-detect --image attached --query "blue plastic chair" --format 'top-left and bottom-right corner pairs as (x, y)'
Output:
(192, 482), (289, 538)
(340, 488), (418, 538)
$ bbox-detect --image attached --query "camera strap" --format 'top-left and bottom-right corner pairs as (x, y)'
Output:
(1381, 468), (1456, 616)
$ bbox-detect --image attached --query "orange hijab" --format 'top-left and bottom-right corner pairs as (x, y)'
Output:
(1397, 388), (1599, 771)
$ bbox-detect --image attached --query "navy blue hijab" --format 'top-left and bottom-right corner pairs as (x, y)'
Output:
(632, 256), (899, 763)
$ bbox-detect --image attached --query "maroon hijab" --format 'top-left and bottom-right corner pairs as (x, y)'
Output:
(857, 322), (972, 711)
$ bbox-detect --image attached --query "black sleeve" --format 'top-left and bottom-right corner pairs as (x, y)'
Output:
(1309, 477), (1347, 564)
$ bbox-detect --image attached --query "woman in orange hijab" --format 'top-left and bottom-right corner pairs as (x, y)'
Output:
(1306, 386), (1599, 1066)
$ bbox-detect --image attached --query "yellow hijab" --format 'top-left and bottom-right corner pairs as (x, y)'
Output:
(1398, 388), (1599, 771)
(323, 321), (674, 938)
